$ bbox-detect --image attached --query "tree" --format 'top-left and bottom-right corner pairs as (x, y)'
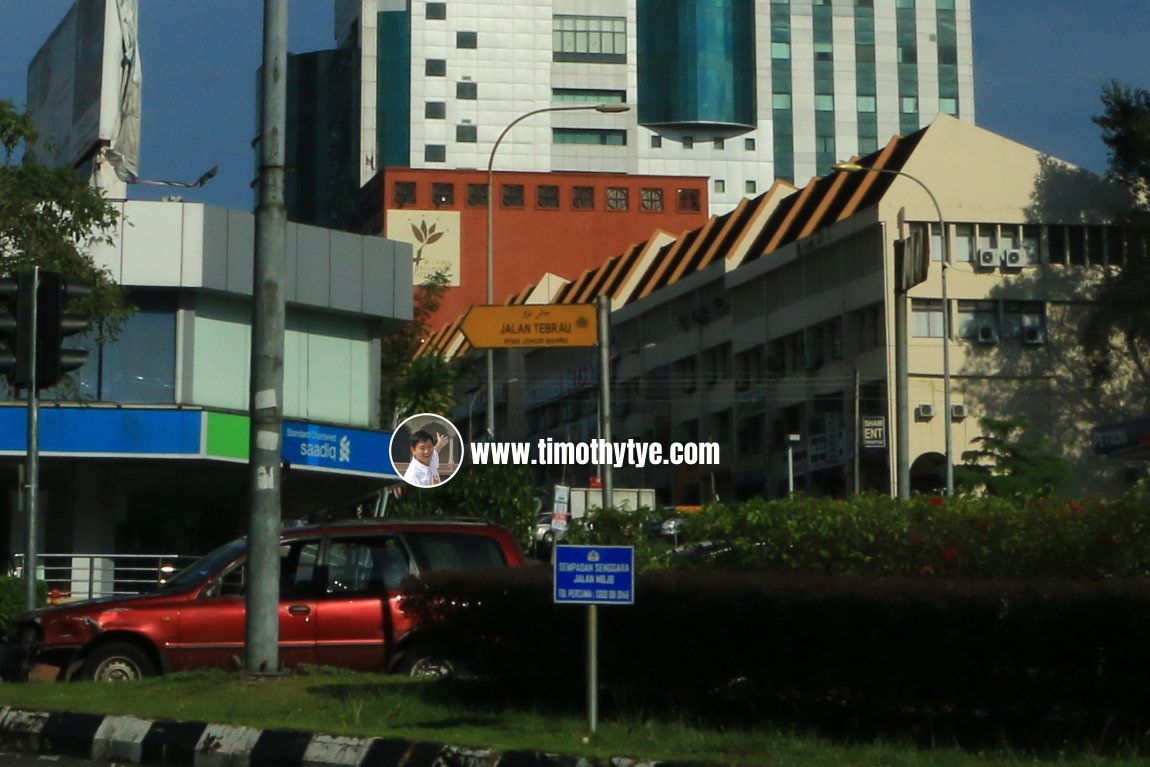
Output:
(0, 100), (129, 347)
(955, 416), (1073, 497)
(389, 463), (537, 549)
(1084, 82), (1150, 389)
(379, 270), (458, 427)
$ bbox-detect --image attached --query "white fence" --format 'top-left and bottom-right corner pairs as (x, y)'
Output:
(9, 553), (199, 601)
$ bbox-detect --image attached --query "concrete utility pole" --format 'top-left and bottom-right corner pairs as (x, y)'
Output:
(596, 295), (613, 510)
(247, 0), (287, 674)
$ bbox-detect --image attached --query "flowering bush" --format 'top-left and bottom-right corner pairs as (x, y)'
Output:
(658, 488), (1150, 579)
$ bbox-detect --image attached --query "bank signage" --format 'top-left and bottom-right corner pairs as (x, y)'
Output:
(0, 406), (399, 479)
(282, 421), (393, 476)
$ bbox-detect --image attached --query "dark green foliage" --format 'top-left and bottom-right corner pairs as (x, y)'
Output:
(0, 100), (129, 346)
(388, 462), (537, 549)
(582, 489), (1150, 579)
(1085, 82), (1150, 388)
(380, 270), (456, 427)
(0, 576), (45, 626)
(954, 416), (1073, 497)
(1094, 80), (1150, 198)
(403, 566), (1150, 748)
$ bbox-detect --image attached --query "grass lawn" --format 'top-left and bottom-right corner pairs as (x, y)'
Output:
(0, 669), (1146, 766)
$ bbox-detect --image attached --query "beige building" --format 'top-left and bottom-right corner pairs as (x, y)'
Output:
(428, 115), (1142, 502)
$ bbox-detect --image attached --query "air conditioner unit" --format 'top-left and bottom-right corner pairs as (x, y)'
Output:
(951, 403), (968, 420)
(1002, 249), (1025, 270)
(977, 324), (999, 344)
(915, 403), (936, 419)
(976, 249), (1000, 270)
(1022, 326), (1046, 345)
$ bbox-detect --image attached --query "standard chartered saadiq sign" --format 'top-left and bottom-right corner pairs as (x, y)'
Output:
(0, 407), (400, 480)
(281, 422), (388, 475)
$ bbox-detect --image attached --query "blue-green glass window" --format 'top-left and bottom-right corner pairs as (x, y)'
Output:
(425, 144), (446, 162)
(815, 62), (835, 94)
(936, 7), (960, 116)
(554, 15), (626, 63)
(552, 88), (626, 104)
(456, 125), (477, 143)
(456, 31), (477, 49)
(553, 128), (627, 146)
(854, 1), (877, 132)
(426, 3), (446, 20)
(772, 59), (792, 88)
(895, 2), (918, 130)
(859, 112), (879, 154)
(636, 0), (757, 129)
(74, 292), (177, 403)
(774, 106), (794, 182)
(815, 111), (835, 174)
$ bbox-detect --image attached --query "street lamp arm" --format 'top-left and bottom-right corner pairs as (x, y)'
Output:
(833, 161), (954, 496)
(483, 102), (630, 441)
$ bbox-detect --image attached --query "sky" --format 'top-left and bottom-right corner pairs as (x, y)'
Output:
(1, 1), (1149, 212)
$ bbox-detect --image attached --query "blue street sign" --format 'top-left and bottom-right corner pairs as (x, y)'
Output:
(554, 545), (634, 605)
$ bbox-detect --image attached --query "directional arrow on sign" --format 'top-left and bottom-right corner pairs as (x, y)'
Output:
(460, 304), (598, 349)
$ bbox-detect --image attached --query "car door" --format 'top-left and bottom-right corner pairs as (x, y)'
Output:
(312, 535), (413, 671)
(171, 538), (320, 671)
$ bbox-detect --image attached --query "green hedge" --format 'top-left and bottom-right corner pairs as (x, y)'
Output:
(403, 567), (1150, 748)
(569, 489), (1150, 579)
(0, 577), (45, 628)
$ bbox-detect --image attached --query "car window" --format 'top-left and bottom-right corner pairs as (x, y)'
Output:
(197, 539), (320, 600)
(405, 532), (507, 572)
(164, 538), (247, 591)
(281, 540), (321, 598)
(326, 537), (410, 595)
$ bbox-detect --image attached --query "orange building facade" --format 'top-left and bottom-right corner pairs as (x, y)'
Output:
(379, 168), (709, 325)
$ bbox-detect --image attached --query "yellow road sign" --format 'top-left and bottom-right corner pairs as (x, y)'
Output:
(460, 304), (599, 349)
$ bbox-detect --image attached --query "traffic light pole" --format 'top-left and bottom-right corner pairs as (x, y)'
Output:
(23, 267), (39, 611)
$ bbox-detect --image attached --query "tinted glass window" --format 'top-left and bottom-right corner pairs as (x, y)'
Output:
(280, 540), (321, 597)
(405, 532), (508, 571)
(326, 537), (410, 594)
(164, 538), (247, 590)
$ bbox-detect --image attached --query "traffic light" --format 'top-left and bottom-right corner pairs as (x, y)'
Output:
(37, 272), (93, 389)
(0, 273), (33, 388)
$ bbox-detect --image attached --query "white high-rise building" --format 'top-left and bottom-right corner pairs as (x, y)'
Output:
(297, 0), (973, 218)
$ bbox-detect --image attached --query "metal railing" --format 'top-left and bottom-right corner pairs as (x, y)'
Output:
(9, 553), (200, 602)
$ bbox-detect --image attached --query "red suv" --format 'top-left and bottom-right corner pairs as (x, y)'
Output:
(0, 518), (525, 682)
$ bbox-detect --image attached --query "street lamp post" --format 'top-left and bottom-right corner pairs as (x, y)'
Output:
(484, 103), (630, 440)
(833, 162), (954, 496)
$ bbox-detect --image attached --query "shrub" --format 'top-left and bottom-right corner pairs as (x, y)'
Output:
(661, 489), (1150, 579)
(0, 577), (45, 627)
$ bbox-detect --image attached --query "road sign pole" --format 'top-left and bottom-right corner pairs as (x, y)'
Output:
(587, 603), (598, 736)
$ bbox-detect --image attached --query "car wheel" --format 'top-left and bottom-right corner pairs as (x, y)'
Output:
(80, 642), (157, 682)
(395, 650), (457, 679)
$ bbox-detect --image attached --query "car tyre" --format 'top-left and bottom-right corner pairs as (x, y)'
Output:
(80, 642), (157, 682)
(394, 649), (458, 679)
